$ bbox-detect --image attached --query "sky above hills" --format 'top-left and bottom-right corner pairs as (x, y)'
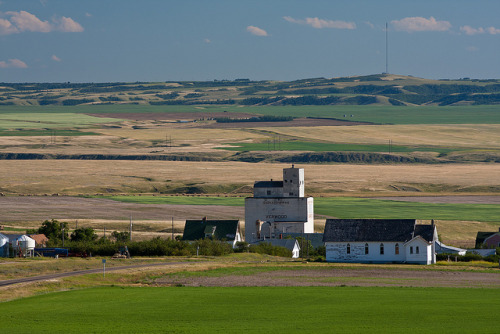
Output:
(1, 0), (500, 82)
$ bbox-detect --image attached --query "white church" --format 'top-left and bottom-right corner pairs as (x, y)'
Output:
(245, 165), (314, 243)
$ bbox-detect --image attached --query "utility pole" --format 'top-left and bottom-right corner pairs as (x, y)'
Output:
(129, 215), (133, 241)
(60, 223), (65, 247)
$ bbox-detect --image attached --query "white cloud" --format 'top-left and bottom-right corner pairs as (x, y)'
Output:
(460, 25), (484, 35)
(365, 21), (375, 29)
(391, 16), (451, 32)
(0, 58), (28, 68)
(55, 16), (84, 32)
(204, 38), (211, 43)
(486, 26), (500, 35)
(6, 10), (51, 32)
(0, 18), (18, 35)
(246, 25), (268, 36)
(0, 10), (83, 34)
(51, 55), (61, 62)
(284, 16), (356, 29)
(460, 25), (500, 35)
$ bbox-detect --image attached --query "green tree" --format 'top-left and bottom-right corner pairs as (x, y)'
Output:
(71, 227), (98, 242)
(111, 231), (130, 243)
(36, 219), (69, 245)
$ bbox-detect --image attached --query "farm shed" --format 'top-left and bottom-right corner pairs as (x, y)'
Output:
(281, 233), (324, 249)
(0, 233), (9, 257)
(323, 219), (437, 265)
(29, 234), (49, 247)
(475, 228), (500, 248)
(251, 239), (301, 258)
(182, 218), (241, 248)
(435, 240), (466, 256)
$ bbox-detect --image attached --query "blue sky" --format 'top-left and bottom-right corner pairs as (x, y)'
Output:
(1, 0), (500, 82)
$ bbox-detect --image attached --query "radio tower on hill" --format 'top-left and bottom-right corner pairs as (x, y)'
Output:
(384, 22), (389, 74)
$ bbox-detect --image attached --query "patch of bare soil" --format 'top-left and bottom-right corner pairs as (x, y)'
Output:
(198, 118), (371, 128)
(0, 196), (243, 222)
(373, 196), (500, 204)
(157, 268), (500, 288)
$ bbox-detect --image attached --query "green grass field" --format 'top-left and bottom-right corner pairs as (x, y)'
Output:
(220, 141), (454, 154)
(1, 104), (500, 125)
(0, 112), (121, 130)
(96, 196), (500, 222)
(0, 286), (498, 333)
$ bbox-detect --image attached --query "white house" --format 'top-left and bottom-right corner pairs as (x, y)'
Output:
(245, 165), (314, 243)
(323, 219), (437, 265)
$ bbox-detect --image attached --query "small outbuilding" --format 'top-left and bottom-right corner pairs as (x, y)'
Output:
(323, 219), (437, 265)
(251, 239), (301, 258)
(475, 228), (500, 249)
(182, 219), (242, 248)
(435, 240), (466, 256)
(29, 234), (49, 248)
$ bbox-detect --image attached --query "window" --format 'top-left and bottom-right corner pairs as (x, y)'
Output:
(347, 243), (350, 254)
(380, 243), (384, 255)
(266, 190), (271, 195)
(416, 246), (419, 254)
(410, 246), (413, 254)
(365, 243), (369, 255)
(395, 243), (399, 255)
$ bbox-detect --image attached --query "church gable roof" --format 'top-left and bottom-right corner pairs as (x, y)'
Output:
(323, 219), (418, 243)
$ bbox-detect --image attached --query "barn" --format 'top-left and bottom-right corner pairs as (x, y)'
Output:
(323, 219), (437, 265)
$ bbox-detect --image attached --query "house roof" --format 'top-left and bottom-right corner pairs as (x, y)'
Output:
(252, 239), (299, 251)
(281, 233), (324, 248)
(29, 234), (49, 245)
(254, 181), (283, 188)
(182, 220), (239, 241)
(323, 219), (435, 243)
(475, 232), (498, 245)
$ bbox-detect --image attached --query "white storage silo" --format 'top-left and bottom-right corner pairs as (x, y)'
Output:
(0, 233), (9, 257)
(14, 235), (35, 257)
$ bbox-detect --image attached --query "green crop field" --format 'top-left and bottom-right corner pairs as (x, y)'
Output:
(220, 141), (454, 154)
(0, 112), (121, 130)
(1, 104), (500, 124)
(314, 197), (500, 222)
(0, 286), (498, 333)
(96, 196), (500, 222)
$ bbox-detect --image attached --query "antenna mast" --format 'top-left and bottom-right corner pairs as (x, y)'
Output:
(385, 22), (389, 74)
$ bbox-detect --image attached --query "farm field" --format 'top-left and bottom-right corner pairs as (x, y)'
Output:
(0, 160), (499, 196)
(0, 285), (499, 333)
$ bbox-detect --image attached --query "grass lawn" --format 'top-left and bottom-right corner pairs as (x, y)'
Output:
(0, 286), (498, 333)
